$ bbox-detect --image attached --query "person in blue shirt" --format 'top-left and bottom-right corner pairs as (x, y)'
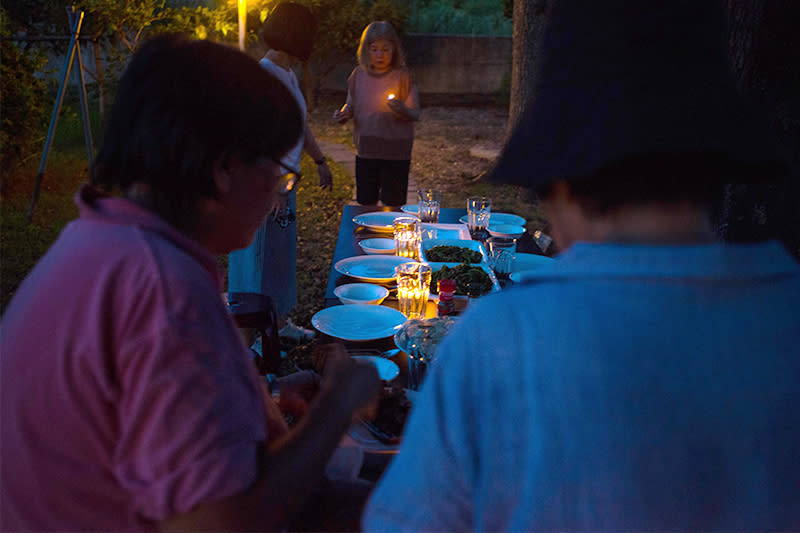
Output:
(363, 1), (800, 531)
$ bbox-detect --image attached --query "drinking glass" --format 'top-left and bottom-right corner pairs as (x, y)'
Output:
(467, 196), (491, 240)
(533, 230), (553, 253)
(486, 236), (517, 287)
(417, 189), (442, 223)
(395, 262), (431, 319)
(393, 217), (421, 261)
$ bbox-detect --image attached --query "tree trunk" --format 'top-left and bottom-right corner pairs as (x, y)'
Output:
(722, 0), (800, 258)
(507, 0), (549, 140)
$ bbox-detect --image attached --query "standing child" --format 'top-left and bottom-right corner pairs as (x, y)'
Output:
(334, 21), (420, 207)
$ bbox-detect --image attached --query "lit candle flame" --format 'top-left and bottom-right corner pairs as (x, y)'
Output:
(387, 93), (396, 101)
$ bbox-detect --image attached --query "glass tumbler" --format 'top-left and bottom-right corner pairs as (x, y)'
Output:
(393, 217), (421, 260)
(395, 262), (432, 319)
(417, 189), (442, 223)
(467, 196), (491, 240)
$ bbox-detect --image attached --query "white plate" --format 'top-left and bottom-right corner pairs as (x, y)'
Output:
(351, 355), (400, 381)
(347, 389), (418, 453)
(513, 252), (554, 273)
(353, 211), (410, 232)
(488, 224), (527, 238)
(358, 238), (396, 255)
(400, 204), (419, 215)
(458, 212), (527, 227)
(420, 223), (471, 241)
(421, 238), (488, 264)
(335, 255), (414, 283)
(312, 304), (407, 341)
(509, 253), (555, 283)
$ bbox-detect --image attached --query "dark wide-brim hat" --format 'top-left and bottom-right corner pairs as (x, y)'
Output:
(491, 0), (785, 188)
(260, 2), (317, 62)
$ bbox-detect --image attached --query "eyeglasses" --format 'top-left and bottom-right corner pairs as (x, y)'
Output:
(268, 158), (302, 196)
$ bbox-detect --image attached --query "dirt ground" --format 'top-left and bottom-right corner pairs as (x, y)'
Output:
(307, 97), (510, 200)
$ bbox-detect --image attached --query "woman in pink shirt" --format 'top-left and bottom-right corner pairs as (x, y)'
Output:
(334, 21), (420, 207)
(0, 34), (380, 532)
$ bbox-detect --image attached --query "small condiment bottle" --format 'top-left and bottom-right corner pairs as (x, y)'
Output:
(437, 279), (456, 317)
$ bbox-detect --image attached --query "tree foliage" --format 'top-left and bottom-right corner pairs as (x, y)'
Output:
(0, 7), (51, 170)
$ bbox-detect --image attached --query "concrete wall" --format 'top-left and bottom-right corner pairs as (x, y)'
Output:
(320, 33), (512, 96)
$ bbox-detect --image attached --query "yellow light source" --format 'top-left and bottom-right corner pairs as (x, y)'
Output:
(387, 93), (396, 101)
(238, 0), (246, 51)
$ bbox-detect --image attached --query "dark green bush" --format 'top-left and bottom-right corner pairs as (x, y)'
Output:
(0, 16), (50, 170)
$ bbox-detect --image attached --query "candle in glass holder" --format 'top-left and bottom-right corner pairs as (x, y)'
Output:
(395, 262), (431, 319)
(393, 216), (421, 260)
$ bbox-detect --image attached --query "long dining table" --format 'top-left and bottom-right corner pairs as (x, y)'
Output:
(323, 204), (542, 475)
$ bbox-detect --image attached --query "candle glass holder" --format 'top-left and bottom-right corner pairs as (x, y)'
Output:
(393, 216), (421, 261)
(395, 262), (432, 319)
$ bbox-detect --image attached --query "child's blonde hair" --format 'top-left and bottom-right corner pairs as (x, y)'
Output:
(357, 21), (406, 71)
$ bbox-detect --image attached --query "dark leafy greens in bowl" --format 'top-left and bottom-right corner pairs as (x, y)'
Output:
(431, 264), (494, 296)
(425, 245), (483, 263)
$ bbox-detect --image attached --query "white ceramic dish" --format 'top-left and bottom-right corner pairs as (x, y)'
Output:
(311, 304), (407, 341)
(488, 224), (527, 238)
(509, 253), (555, 283)
(353, 211), (409, 232)
(513, 252), (554, 272)
(351, 355), (400, 381)
(421, 238), (488, 264)
(458, 212), (527, 227)
(334, 283), (389, 305)
(346, 389), (418, 454)
(335, 255), (414, 283)
(358, 238), (396, 255)
(400, 204), (419, 215)
(420, 223), (471, 241)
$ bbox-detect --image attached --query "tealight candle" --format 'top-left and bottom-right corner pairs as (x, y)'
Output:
(393, 217), (421, 261)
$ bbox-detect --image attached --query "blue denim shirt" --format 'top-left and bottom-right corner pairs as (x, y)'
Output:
(365, 241), (800, 531)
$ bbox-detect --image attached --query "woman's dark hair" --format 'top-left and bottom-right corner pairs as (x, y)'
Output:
(93, 34), (303, 233)
(259, 2), (317, 61)
(536, 151), (729, 217)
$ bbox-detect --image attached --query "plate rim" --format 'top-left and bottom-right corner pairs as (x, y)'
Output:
(458, 212), (527, 226)
(311, 303), (407, 341)
(335, 255), (414, 282)
(352, 211), (410, 230)
(350, 355), (400, 381)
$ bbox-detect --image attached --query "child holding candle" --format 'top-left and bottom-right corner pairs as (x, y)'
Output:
(333, 21), (420, 207)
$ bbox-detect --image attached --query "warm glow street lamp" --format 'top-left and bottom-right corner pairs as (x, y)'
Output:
(238, 0), (246, 51)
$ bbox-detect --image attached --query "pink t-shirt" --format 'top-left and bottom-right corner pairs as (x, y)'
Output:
(347, 65), (418, 160)
(0, 186), (279, 530)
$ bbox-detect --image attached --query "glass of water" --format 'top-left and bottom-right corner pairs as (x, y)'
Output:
(467, 196), (491, 240)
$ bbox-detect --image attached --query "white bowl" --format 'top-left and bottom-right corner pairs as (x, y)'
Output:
(334, 283), (389, 305)
(358, 238), (396, 255)
(488, 224), (526, 238)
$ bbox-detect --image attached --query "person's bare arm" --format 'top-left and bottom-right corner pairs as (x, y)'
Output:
(160, 346), (380, 531)
(303, 127), (333, 190)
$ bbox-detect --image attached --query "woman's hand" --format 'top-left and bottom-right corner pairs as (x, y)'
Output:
(276, 370), (321, 418)
(317, 162), (333, 190)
